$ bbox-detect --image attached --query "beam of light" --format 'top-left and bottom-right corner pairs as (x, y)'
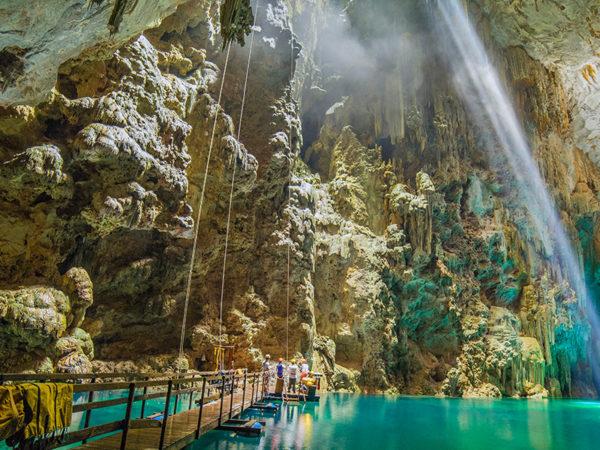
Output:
(434, 0), (600, 390)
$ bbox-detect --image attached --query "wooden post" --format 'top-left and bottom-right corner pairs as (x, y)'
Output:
(250, 373), (255, 405)
(228, 372), (235, 419)
(173, 375), (180, 415)
(140, 376), (149, 419)
(120, 382), (136, 450)
(255, 372), (260, 403)
(218, 375), (225, 426)
(255, 372), (259, 402)
(159, 380), (173, 450)
(241, 370), (247, 410)
(195, 377), (207, 439)
(188, 375), (195, 410)
(81, 377), (96, 445)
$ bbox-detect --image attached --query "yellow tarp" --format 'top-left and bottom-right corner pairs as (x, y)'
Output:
(0, 383), (73, 444)
(0, 386), (25, 440)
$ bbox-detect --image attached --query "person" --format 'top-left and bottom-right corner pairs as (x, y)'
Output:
(300, 358), (309, 379)
(276, 358), (285, 379)
(300, 372), (317, 399)
(288, 359), (299, 393)
(262, 354), (271, 394)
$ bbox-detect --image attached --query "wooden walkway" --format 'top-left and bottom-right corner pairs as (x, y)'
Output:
(0, 370), (266, 450)
(76, 391), (251, 450)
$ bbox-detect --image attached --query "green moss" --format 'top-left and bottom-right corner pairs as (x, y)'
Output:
(495, 285), (520, 305)
(399, 276), (459, 355)
(445, 256), (469, 274)
(220, 0), (255, 48)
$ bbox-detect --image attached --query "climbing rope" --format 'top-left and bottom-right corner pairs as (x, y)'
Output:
(178, 42), (233, 362)
(285, 27), (296, 362)
(216, 0), (261, 368)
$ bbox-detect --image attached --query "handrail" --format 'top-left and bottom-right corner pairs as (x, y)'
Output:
(0, 369), (246, 383)
(0, 369), (264, 449)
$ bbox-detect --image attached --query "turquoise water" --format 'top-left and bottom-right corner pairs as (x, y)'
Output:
(193, 394), (600, 450)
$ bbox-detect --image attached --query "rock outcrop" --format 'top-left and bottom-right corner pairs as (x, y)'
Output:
(0, 269), (94, 373)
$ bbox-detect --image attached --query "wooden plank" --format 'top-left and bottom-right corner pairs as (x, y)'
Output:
(74, 387), (189, 413)
(46, 420), (125, 449)
(73, 381), (133, 393)
(0, 370), (243, 383)
(73, 389), (258, 450)
(129, 419), (162, 429)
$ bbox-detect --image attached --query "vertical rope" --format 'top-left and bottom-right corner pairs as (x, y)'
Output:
(178, 42), (233, 361)
(217, 0), (261, 367)
(285, 27), (295, 362)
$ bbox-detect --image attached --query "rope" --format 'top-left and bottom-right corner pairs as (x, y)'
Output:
(178, 42), (233, 361)
(217, 0), (261, 363)
(285, 27), (295, 362)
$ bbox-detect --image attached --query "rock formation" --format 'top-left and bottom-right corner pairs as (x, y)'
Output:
(1, 0), (600, 399)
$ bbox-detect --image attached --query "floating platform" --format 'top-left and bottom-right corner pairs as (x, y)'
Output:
(217, 418), (266, 436)
(248, 401), (279, 411)
(264, 393), (320, 403)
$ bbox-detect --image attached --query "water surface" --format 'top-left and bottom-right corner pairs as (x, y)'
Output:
(193, 393), (600, 449)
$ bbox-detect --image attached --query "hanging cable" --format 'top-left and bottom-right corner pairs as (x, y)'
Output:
(178, 42), (233, 361)
(285, 25), (296, 362)
(216, 0), (261, 369)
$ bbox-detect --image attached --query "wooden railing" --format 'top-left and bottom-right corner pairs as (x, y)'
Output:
(0, 370), (266, 450)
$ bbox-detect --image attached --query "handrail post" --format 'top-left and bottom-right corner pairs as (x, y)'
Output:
(120, 382), (136, 450)
(195, 377), (207, 439)
(173, 375), (180, 415)
(159, 380), (173, 450)
(256, 372), (260, 403)
(218, 375), (226, 426)
(82, 377), (96, 444)
(140, 376), (149, 419)
(188, 375), (196, 410)
(228, 372), (235, 419)
(241, 370), (247, 410)
(255, 372), (259, 403)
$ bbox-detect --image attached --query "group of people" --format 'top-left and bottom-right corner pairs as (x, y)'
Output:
(262, 354), (312, 394)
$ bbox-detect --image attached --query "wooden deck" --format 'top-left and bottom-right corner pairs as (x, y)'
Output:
(75, 390), (254, 450)
(1, 370), (266, 450)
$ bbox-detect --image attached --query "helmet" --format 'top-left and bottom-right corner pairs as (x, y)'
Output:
(279, 358), (283, 362)
(265, 354), (271, 359)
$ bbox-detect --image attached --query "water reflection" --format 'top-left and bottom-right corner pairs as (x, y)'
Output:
(194, 394), (600, 450)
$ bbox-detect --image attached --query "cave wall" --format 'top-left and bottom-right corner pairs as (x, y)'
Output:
(1, 0), (600, 398)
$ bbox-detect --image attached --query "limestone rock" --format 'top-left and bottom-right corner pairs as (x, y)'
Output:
(62, 268), (94, 331)
(0, 287), (69, 352)
(0, 0), (194, 105)
(0, 144), (70, 205)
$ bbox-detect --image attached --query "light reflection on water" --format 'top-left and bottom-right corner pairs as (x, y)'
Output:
(192, 393), (600, 450)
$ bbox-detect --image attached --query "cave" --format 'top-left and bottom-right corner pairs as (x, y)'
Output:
(2, 0), (600, 448)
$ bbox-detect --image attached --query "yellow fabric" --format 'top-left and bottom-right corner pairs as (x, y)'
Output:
(2, 382), (73, 443)
(0, 386), (25, 440)
(214, 346), (225, 372)
(21, 382), (73, 439)
(302, 378), (316, 387)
